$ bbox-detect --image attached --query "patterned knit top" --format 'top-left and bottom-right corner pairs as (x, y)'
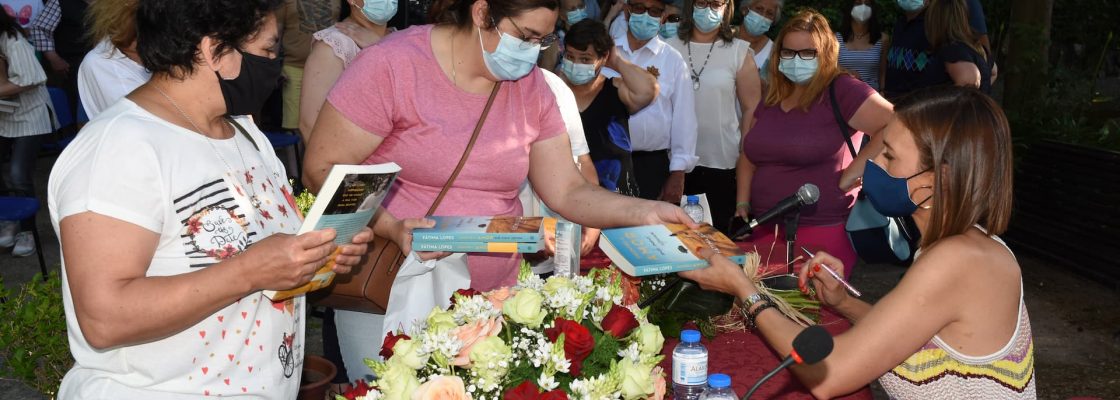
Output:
(878, 234), (1037, 399)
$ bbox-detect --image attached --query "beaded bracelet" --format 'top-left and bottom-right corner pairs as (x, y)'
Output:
(735, 201), (750, 209)
(747, 302), (778, 330)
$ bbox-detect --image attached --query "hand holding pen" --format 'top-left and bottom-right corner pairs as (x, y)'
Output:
(797, 246), (864, 300)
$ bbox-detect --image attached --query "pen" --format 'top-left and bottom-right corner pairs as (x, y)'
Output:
(801, 247), (862, 297)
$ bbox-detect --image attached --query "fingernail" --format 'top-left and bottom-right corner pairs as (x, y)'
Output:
(695, 246), (704, 253)
(813, 264), (821, 272)
(808, 271), (814, 278)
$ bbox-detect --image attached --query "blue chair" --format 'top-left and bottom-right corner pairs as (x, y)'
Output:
(77, 102), (89, 124)
(47, 87), (73, 128)
(0, 197), (47, 280)
(264, 131), (302, 182)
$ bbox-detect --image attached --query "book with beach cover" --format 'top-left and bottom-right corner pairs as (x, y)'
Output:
(599, 223), (746, 277)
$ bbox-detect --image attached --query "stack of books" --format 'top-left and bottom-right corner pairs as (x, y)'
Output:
(411, 216), (545, 253)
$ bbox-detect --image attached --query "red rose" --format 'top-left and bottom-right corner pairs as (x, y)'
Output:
(450, 288), (482, 305)
(504, 380), (541, 400)
(342, 380), (373, 400)
(601, 304), (639, 338)
(540, 390), (570, 400)
(379, 331), (410, 360)
(544, 318), (595, 376)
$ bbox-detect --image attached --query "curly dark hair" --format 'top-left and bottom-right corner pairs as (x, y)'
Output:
(136, 0), (284, 78)
(430, 0), (559, 30)
(564, 19), (612, 59)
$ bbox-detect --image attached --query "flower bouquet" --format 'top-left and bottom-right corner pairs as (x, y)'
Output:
(338, 266), (668, 400)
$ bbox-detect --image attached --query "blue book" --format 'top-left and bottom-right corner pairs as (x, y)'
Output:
(411, 240), (544, 253)
(599, 223), (746, 277)
(412, 216), (544, 242)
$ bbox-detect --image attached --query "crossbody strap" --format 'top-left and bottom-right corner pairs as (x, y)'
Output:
(828, 79), (858, 158)
(425, 82), (502, 216)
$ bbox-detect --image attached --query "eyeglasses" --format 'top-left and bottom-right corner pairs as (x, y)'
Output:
(778, 48), (818, 60)
(628, 3), (667, 17)
(666, 14), (681, 23)
(505, 17), (560, 49)
(694, 0), (727, 9)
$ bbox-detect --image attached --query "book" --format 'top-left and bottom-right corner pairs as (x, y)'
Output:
(0, 99), (18, 113)
(262, 163), (401, 301)
(411, 216), (544, 243)
(411, 240), (544, 253)
(599, 223), (746, 277)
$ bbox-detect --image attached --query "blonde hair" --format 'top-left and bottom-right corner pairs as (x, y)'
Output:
(764, 9), (843, 111)
(86, 0), (139, 50)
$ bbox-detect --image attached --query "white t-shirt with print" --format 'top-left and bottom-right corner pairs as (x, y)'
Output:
(49, 99), (306, 399)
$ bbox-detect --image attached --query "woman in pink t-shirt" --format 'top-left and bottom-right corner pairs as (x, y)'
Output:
(736, 11), (893, 276)
(303, 0), (694, 381)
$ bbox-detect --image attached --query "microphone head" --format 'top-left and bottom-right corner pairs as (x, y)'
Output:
(791, 325), (833, 364)
(797, 183), (820, 205)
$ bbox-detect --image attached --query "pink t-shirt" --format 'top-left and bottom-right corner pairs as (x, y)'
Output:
(327, 25), (566, 290)
(742, 74), (875, 227)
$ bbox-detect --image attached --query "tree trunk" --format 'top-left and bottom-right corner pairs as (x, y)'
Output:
(1000, 0), (1054, 113)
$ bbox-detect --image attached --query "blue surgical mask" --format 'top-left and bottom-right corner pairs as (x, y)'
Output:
(360, 0), (398, 24)
(778, 56), (818, 84)
(862, 160), (931, 217)
(478, 27), (541, 81)
(560, 58), (598, 85)
(567, 7), (588, 25)
(660, 21), (680, 39)
(742, 10), (772, 36)
(896, 0), (924, 12)
(692, 6), (723, 33)
(628, 11), (662, 41)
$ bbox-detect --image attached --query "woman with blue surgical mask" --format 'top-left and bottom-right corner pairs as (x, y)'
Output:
(537, 0), (590, 69)
(662, 0), (761, 234)
(559, 20), (659, 196)
(735, 0), (781, 72)
(736, 10), (894, 277)
(304, 0), (699, 383)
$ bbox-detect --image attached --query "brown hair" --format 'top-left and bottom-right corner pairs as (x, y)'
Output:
(86, 0), (139, 50)
(894, 85), (1013, 247)
(430, 0), (560, 30)
(924, 0), (985, 60)
(679, 0), (735, 43)
(764, 9), (844, 111)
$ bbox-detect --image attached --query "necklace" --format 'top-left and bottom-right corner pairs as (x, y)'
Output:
(154, 86), (262, 209)
(687, 40), (717, 91)
(853, 31), (869, 40)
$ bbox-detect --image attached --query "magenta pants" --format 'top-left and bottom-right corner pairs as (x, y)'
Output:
(740, 222), (858, 279)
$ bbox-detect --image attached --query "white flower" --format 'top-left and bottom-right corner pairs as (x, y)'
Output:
(617, 342), (641, 363)
(538, 372), (559, 391)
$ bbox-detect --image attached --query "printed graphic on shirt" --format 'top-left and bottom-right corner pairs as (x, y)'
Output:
(887, 47), (931, 72)
(176, 178), (255, 268)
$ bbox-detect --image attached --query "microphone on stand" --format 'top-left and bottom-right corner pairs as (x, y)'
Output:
(742, 325), (834, 400)
(732, 184), (820, 239)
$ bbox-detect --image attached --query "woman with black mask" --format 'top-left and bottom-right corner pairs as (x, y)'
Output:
(48, 0), (373, 397)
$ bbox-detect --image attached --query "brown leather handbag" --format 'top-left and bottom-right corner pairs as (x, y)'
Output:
(309, 83), (501, 314)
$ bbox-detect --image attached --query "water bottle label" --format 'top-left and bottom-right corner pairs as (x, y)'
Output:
(672, 353), (708, 385)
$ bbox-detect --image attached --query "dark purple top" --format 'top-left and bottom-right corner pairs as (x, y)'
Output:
(742, 74), (875, 226)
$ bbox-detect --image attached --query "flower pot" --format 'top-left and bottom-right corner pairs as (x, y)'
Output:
(298, 354), (337, 400)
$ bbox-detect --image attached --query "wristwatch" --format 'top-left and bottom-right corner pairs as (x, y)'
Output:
(739, 293), (766, 311)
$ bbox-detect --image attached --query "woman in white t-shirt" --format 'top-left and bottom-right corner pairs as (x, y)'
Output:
(735, 0), (781, 74)
(77, 0), (151, 119)
(666, 0), (760, 233)
(48, 1), (372, 398)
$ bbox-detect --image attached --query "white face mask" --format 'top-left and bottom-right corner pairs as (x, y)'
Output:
(851, 4), (872, 22)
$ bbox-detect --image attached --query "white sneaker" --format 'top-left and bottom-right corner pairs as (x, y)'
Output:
(12, 231), (35, 257)
(0, 221), (16, 247)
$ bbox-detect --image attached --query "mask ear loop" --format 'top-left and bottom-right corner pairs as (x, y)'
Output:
(907, 167), (934, 210)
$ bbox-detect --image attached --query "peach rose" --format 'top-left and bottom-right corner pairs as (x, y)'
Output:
(484, 287), (516, 310)
(648, 366), (667, 400)
(449, 317), (503, 367)
(411, 375), (471, 400)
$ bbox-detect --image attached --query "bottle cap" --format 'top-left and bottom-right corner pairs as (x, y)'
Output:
(680, 329), (701, 343)
(709, 373), (731, 388)
(686, 195), (700, 204)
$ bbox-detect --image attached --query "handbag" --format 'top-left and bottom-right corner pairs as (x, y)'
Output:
(828, 80), (917, 265)
(309, 83), (502, 313)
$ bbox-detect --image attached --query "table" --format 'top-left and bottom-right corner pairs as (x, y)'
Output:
(580, 243), (874, 399)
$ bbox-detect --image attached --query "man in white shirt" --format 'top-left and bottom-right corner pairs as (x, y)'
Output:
(604, 0), (697, 202)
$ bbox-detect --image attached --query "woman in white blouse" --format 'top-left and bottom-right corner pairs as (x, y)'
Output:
(77, 0), (151, 119)
(665, 0), (760, 233)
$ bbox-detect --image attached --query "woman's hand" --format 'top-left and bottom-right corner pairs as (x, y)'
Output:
(678, 249), (757, 299)
(639, 199), (700, 229)
(580, 227), (601, 256)
(239, 229), (338, 291)
(734, 203), (749, 221)
(335, 21), (384, 49)
(330, 227), (375, 274)
(394, 217), (452, 261)
(798, 250), (851, 309)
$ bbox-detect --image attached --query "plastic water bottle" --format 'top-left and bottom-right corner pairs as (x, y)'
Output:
(683, 195), (705, 224)
(673, 329), (708, 400)
(700, 374), (736, 399)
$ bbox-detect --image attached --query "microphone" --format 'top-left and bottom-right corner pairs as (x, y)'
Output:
(742, 325), (834, 400)
(733, 183), (820, 238)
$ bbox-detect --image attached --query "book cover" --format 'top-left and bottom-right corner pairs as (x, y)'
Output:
(262, 163), (400, 301)
(599, 223), (746, 277)
(412, 216), (544, 242)
(411, 240), (544, 253)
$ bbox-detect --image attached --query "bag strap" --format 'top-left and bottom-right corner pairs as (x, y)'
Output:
(828, 79), (858, 158)
(425, 82), (502, 216)
(224, 116), (263, 152)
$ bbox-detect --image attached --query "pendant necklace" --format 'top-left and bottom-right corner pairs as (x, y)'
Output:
(687, 40), (717, 91)
(155, 86), (263, 209)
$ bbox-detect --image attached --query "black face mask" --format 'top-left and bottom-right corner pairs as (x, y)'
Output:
(216, 50), (282, 116)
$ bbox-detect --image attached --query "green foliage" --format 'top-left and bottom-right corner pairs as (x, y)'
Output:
(579, 323), (622, 379)
(0, 272), (73, 397)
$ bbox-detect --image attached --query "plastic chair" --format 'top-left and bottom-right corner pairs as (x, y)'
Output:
(264, 131), (302, 182)
(47, 87), (73, 128)
(0, 197), (47, 280)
